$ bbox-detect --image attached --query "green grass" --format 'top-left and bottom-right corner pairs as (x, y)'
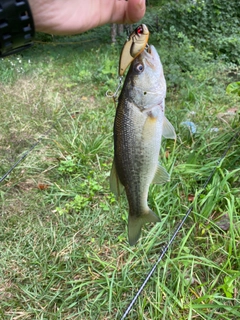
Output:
(0, 25), (239, 319)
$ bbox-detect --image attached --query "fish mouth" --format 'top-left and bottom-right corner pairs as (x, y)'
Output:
(147, 45), (151, 54)
(144, 45), (157, 68)
(145, 45), (157, 60)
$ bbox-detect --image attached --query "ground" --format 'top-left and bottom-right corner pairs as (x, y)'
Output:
(0, 26), (239, 319)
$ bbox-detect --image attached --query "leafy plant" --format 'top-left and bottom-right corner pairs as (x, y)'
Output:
(218, 275), (238, 298)
(153, 0), (240, 64)
(226, 81), (240, 96)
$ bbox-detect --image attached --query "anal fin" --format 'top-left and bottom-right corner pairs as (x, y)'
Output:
(152, 163), (170, 184)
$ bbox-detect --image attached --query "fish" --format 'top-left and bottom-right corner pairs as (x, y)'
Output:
(110, 45), (176, 246)
(119, 24), (149, 76)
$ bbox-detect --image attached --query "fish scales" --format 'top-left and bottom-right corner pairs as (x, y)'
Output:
(110, 45), (176, 245)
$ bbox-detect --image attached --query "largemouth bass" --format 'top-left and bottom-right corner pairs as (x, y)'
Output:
(110, 45), (176, 246)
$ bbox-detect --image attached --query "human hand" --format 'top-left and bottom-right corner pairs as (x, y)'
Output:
(29, 0), (146, 35)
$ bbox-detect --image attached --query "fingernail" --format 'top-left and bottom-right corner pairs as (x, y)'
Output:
(138, 0), (145, 10)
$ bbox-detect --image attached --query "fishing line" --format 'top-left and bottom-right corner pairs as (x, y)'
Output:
(120, 129), (239, 320)
(0, 124), (55, 184)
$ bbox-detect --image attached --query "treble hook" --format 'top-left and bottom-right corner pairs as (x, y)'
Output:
(106, 76), (123, 100)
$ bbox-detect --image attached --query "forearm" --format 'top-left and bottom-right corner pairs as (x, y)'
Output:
(0, 0), (145, 57)
(28, 0), (146, 35)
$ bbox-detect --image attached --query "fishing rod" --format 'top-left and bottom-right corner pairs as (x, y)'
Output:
(0, 124), (54, 184)
(120, 129), (239, 320)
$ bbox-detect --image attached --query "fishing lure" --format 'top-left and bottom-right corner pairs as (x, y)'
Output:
(119, 24), (149, 76)
(106, 24), (149, 99)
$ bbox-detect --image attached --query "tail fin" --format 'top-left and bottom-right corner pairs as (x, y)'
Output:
(128, 210), (160, 246)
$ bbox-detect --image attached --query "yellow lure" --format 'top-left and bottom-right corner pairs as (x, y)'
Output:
(119, 24), (149, 76)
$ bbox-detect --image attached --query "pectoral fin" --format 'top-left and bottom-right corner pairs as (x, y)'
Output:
(162, 116), (176, 140)
(152, 163), (170, 184)
(110, 159), (124, 197)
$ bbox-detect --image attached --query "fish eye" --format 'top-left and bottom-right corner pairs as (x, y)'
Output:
(134, 63), (144, 73)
